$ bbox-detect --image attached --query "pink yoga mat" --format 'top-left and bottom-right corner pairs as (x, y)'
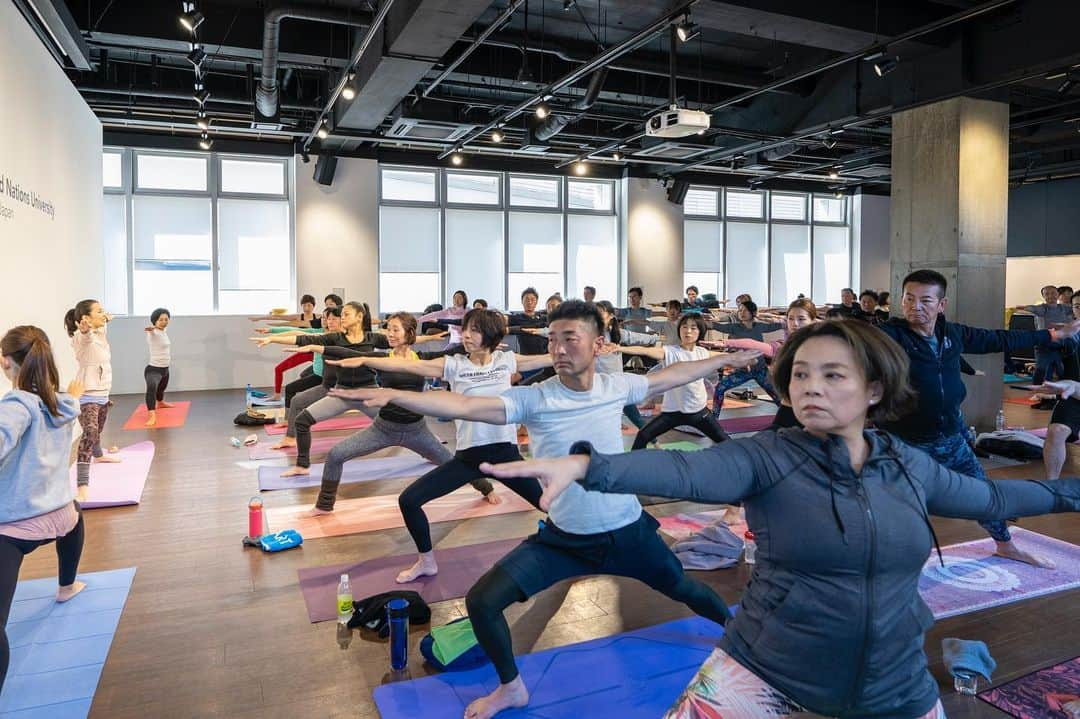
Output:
(718, 414), (775, 434)
(263, 414), (372, 436)
(122, 401), (190, 430)
(68, 441), (154, 508)
(257, 455), (437, 491)
(248, 435), (348, 460)
(298, 537), (523, 622)
(265, 486), (538, 539)
(657, 508), (747, 542)
(918, 528), (1080, 619)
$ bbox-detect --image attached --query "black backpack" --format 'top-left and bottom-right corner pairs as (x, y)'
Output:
(347, 590), (431, 637)
(234, 411), (274, 426)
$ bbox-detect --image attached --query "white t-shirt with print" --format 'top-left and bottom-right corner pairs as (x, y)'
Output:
(500, 372), (648, 534)
(660, 345), (711, 414)
(442, 351), (519, 450)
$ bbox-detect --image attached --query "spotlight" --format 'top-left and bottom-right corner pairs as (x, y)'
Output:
(535, 103), (550, 119)
(316, 121), (329, 140)
(873, 56), (899, 77)
(450, 153), (464, 166)
(612, 151), (622, 161)
(828, 167), (840, 180)
(193, 87), (210, 105)
(675, 16), (701, 43)
(186, 46), (207, 68)
(1058, 76), (1076, 94)
(341, 73), (357, 100)
(563, 0), (576, 10)
(833, 190), (843, 199)
(829, 127), (845, 135)
(180, 10), (205, 33)
(195, 111), (209, 131)
(198, 132), (213, 150)
(822, 136), (838, 149)
(573, 160), (587, 175)
(491, 129), (504, 143)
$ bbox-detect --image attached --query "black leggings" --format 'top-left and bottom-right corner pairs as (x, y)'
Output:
(284, 371), (321, 409)
(0, 506), (85, 692)
(399, 443), (543, 553)
(632, 408), (729, 449)
(143, 365), (169, 410)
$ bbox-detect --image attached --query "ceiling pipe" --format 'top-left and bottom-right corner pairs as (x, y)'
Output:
(255, 5), (370, 119)
(422, 0), (527, 99)
(533, 67), (608, 141)
(80, 85), (317, 111)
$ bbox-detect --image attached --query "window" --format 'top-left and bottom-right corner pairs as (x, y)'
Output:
(813, 225), (849, 303)
(509, 211), (563, 310)
(567, 180), (614, 212)
(684, 188), (719, 217)
(379, 206), (440, 312)
(770, 225), (811, 305)
(381, 168), (437, 203)
(726, 222), (768, 303)
(813, 195), (846, 223)
(568, 214), (617, 303)
(725, 190), (764, 219)
(770, 193), (807, 222)
(101, 148), (294, 316)
(684, 220), (723, 303)
(446, 172), (500, 205)
(446, 209), (505, 310)
(509, 176), (559, 208)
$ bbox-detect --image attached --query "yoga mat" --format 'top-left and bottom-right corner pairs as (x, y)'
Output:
(257, 454), (438, 491)
(264, 414), (372, 436)
(717, 414), (775, 434)
(659, 441), (706, 452)
(1029, 426), (1080, 444)
(248, 434), (345, 459)
(1004, 396), (1040, 406)
(373, 615), (725, 719)
(1003, 373), (1032, 383)
(265, 486), (537, 540)
(978, 656), (1080, 719)
(297, 537), (523, 623)
(0, 567), (136, 718)
(67, 441), (154, 509)
(918, 529), (1080, 620)
(121, 400), (190, 430)
(657, 508), (747, 542)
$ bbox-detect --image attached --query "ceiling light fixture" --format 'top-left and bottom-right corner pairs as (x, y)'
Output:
(180, 10), (205, 33)
(822, 136), (838, 149)
(563, 0), (576, 11)
(828, 167), (840, 180)
(451, 152), (464, 166)
(195, 111), (209, 131)
(1058, 75), (1076, 94)
(535, 103), (550, 119)
(341, 73), (357, 101)
(186, 46), (206, 69)
(316, 120), (329, 140)
(675, 16), (701, 43)
(193, 87), (210, 105)
(873, 56), (899, 77)
(198, 132), (212, 150)
(574, 160), (588, 175)
(612, 151), (622, 161)
(491, 129), (504, 143)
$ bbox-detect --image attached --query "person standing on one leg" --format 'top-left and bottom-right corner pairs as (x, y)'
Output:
(143, 308), (173, 427)
(880, 269), (1080, 567)
(0, 326), (89, 692)
(331, 300), (760, 719)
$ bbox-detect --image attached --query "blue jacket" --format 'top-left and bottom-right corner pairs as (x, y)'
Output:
(0, 390), (80, 522)
(876, 317), (1049, 441)
(571, 429), (1080, 718)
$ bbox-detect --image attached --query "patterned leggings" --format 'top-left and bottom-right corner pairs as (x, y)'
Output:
(76, 401), (110, 486)
(664, 648), (946, 719)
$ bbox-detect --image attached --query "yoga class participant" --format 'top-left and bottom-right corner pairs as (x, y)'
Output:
(328, 308), (550, 582)
(485, 319), (1080, 719)
(648, 300), (684, 345)
(254, 307), (343, 407)
(880, 269), (1080, 567)
(142, 308), (173, 427)
(616, 312), (731, 448)
(303, 312), (494, 513)
(826, 287), (864, 319)
(1039, 295), (1080, 480)
(419, 289), (469, 346)
(859, 290), (889, 325)
(249, 293), (323, 328)
(595, 300), (658, 429)
(707, 300), (783, 417)
(331, 300), (760, 719)
(1014, 284), (1072, 384)
(682, 285), (706, 309)
(473, 299), (488, 310)
(252, 301), (387, 461)
(0, 327), (89, 692)
(507, 287), (548, 356)
(618, 286), (651, 332)
(544, 294), (562, 315)
(64, 299), (118, 503)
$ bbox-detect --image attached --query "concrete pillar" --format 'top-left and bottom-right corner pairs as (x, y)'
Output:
(622, 177), (684, 305)
(890, 96), (1010, 430)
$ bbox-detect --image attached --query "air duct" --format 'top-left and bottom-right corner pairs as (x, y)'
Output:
(533, 68), (607, 141)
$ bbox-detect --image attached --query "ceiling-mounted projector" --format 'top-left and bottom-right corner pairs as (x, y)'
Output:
(646, 105), (711, 138)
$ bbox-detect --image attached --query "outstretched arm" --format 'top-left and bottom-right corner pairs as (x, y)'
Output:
(646, 350), (761, 396)
(514, 354), (554, 372)
(327, 386), (507, 424)
(325, 355), (446, 379)
(612, 344), (666, 361)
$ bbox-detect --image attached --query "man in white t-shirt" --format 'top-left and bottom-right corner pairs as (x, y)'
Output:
(331, 300), (760, 719)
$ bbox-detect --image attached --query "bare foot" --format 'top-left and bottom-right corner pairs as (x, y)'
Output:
(280, 466), (310, 478)
(76, 486), (89, 503)
(145, 411), (157, 427)
(994, 540), (1056, 569)
(271, 393), (282, 401)
(158, 401), (175, 409)
(107, 446), (119, 454)
(396, 554), (438, 583)
(303, 506), (332, 517)
(94, 455), (122, 464)
(465, 677), (529, 719)
(483, 490), (502, 505)
(56, 580), (87, 603)
(271, 437), (297, 450)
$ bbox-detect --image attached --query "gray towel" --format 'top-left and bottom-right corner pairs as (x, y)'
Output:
(673, 523), (743, 570)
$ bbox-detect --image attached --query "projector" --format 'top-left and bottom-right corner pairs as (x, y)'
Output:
(646, 105), (711, 138)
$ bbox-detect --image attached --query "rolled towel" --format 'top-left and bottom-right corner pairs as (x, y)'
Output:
(941, 637), (996, 681)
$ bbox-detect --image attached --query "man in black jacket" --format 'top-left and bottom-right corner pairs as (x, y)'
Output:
(877, 269), (1080, 567)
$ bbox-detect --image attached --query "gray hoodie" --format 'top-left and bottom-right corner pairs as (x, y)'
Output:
(0, 390), (80, 522)
(571, 428), (1080, 718)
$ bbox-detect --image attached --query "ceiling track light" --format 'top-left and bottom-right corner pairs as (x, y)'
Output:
(450, 152), (464, 166)
(563, 0), (576, 10)
(316, 120), (329, 140)
(491, 129), (504, 143)
(873, 56), (900, 77)
(822, 136), (838, 149)
(612, 151), (622, 161)
(341, 73), (357, 101)
(198, 132), (212, 150)
(193, 87), (210, 105)
(186, 46), (207, 68)
(1058, 76), (1076, 94)
(573, 160), (588, 175)
(828, 167), (840, 180)
(535, 103), (550, 119)
(675, 16), (701, 43)
(195, 111), (209, 131)
(180, 10), (205, 34)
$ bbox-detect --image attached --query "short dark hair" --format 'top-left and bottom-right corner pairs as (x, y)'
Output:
(300, 294), (316, 306)
(521, 287), (539, 301)
(685, 285), (699, 294)
(901, 269), (947, 298)
(473, 298), (488, 309)
(771, 320), (917, 423)
(324, 293), (343, 307)
(462, 309), (506, 351)
(859, 290), (879, 303)
(548, 299), (604, 336)
(665, 299), (682, 313)
(323, 306), (342, 318)
(1041, 285), (1059, 294)
(1058, 285), (1073, 294)
(841, 287), (855, 295)
(628, 287), (643, 298)
(740, 300), (758, 317)
(386, 312), (418, 345)
(150, 308), (170, 324)
(676, 312), (708, 339)
(584, 286), (596, 294)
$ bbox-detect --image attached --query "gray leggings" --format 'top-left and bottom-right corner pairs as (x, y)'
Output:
(294, 393), (380, 467)
(315, 416), (491, 510)
(284, 385), (328, 438)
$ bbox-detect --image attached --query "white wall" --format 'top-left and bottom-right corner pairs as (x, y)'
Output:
(0, 2), (102, 388)
(624, 177), (684, 304)
(853, 193), (891, 295)
(1005, 255), (1080, 306)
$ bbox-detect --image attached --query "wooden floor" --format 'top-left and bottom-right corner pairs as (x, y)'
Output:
(16, 389), (1079, 718)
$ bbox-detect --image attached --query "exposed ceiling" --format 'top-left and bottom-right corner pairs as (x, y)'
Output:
(28, 0), (1080, 190)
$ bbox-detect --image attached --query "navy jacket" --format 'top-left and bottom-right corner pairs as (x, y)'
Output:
(572, 429), (1080, 718)
(876, 317), (1049, 441)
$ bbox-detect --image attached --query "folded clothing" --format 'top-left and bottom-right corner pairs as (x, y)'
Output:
(672, 522), (743, 570)
(419, 617), (489, 672)
(348, 590), (431, 638)
(941, 637), (996, 681)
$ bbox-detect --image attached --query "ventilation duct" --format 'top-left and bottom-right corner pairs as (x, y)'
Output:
(533, 68), (608, 142)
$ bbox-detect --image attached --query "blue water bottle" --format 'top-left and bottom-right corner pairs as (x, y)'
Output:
(387, 598), (409, 670)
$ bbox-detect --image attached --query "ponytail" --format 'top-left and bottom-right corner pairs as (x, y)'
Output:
(65, 299), (98, 337)
(360, 302), (373, 333)
(2, 326), (61, 416)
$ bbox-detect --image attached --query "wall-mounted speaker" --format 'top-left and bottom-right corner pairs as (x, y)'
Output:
(313, 154), (338, 186)
(666, 179), (690, 205)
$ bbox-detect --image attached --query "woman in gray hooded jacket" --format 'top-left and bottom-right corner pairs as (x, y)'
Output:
(484, 319), (1080, 719)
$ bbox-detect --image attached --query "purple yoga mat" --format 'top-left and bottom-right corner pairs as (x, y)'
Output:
(257, 454), (438, 491)
(978, 656), (1080, 719)
(248, 435), (347, 460)
(298, 537), (523, 622)
(67, 441), (154, 508)
(717, 414), (774, 434)
(918, 528), (1080, 619)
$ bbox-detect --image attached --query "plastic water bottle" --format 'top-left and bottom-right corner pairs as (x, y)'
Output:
(336, 574), (353, 624)
(387, 598), (410, 670)
(995, 409), (1006, 432)
(967, 426), (977, 446)
(953, 670), (979, 695)
(743, 531), (756, 565)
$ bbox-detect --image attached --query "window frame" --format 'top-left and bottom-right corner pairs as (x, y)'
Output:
(683, 186), (721, 218)
(378, 165), (440, 207)
(768, 191), (809, 224)
(812, 193), (849, 226)
(565, 178), (617, 216)
(508, 173), (563, 211)
(218, 155), (290, 200)
(443, 169), (504, 209)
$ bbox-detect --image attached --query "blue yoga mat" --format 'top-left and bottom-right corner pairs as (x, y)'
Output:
(0, 567), (136, 718)
(373, 615), (724, 719)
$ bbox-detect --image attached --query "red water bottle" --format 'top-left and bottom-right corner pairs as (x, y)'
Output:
(248, 497), (264, 539)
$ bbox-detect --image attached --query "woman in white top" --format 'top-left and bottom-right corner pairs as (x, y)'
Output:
(143, 308), (173, 427)
(618, 313), (733, 448)
(63, 299), (119, 503)
(327, 309), (553, 583)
